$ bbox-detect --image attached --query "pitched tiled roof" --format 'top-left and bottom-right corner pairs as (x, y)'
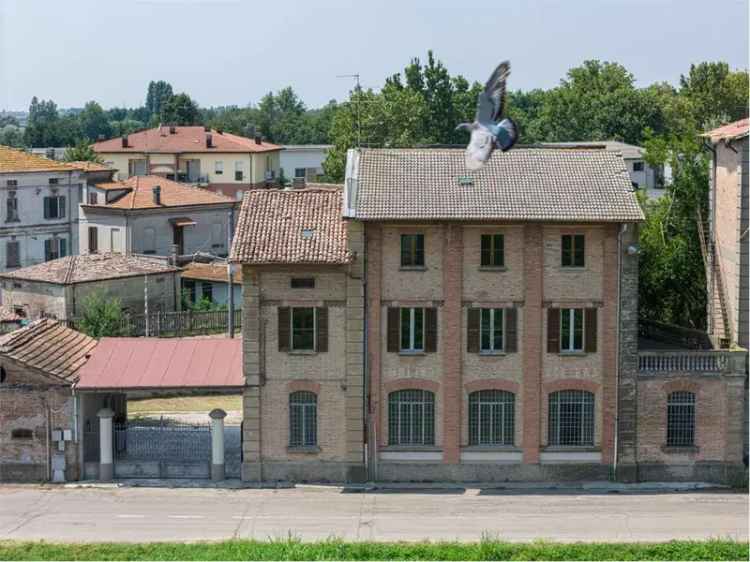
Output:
(88, 175), (235, 209)
(0, 145), (77, 173)
(0, 253), (179, 285)
(230, 186), (352, 265)
(91, 126), (281, 154)
(350, 148), (644, 222)
(539, 141), (644, 160)
(702, 118), (749, 142)
(0, 319), (97, 383)
(67, 160), (114, 172)
(182, 262), (242, 284)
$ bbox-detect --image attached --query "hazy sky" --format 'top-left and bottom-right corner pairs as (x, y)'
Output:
(0, 0), (747, 111)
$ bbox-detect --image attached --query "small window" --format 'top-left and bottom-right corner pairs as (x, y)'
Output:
(183, 279), (196, 304)
(388, 389), (435, 445)
(48, 178), (58, 185)
(43, 196), (66, 219)
(235, 161), (244, 181)
(202, 282), (213, 303)
(400, 234), (424, 268)
(291, 277), (315, 289)
(6, 191), (19, 222)
(11, 428), (34, 440)
(291, 307), (316, 351)
(561, 234), (585, 267)
(0, 366), (6, 383)
(667, 392), (695, 447)
(44, 238), (66, 261)
(548, 390), (594, 446)
(88, 226), (98, 254)
(5, 240), (20, 268)
(400, 307), (424, 352)
(87, 192), (99, 205)
(289, 391), (317, 448)
(560, 308), (584, 352)
(6, 179), (17, 187)
(469, 390), (515, 445)
(128, 159), (147, 177)
(480, 308), (504, 352)
(110, 228), (122, 253)
(294, 167), (306, 178)
(215, 161), (224, 175)
(480, 234), (504, 267)
(143, 227), (156, 254)
(633, 161), (644, 172)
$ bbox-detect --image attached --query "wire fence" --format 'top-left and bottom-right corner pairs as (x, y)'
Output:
(65, 309), (242, 338)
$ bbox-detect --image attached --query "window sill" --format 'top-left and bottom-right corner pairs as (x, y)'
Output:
(381, 445), (441, 452)
(287, 446), (321, 454)
(478, 350), (507, 357)
(399, 266), (427, 272)
(288, 350), (317, 356)
(558, 351), (587, 357)
(398, 350), (427, 356)
(559, 267), (587, 272)
(542, 446), (599, 452)
(661, 445), (699, 454)
(462, 445), (520, 452)
(478, 266), (507, 272)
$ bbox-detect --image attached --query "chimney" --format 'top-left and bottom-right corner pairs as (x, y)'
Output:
(152, 185), (161, 206)
(254, 134), (262, 145)
(206, 133), (213, 148)
(217, 129), (223, 135)
(121, 135), (129, 148)
(169, 125), (176, 134)
(292, 177), (306, 190)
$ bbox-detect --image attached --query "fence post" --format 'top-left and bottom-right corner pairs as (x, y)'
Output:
(209, 409), (227, 481)
(97, 408), (114, 481)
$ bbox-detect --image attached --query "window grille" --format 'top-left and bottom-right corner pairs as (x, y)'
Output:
(548, 390), (594, 446)
(400, 307), (424, 351)
(289, 391), (317, 447)
(480, 234), (504, 267)
(388, 389), (434, 445)
(667, 391), (695, 446)
(400, 234), (425, 267)
(561, 234), (585, 267)
(469, 390), (514, 445)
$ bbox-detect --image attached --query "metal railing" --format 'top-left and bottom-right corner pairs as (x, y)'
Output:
(114, 418), (210, 461)
(638, 350), (747, 374)
(66, 309), (241, 338)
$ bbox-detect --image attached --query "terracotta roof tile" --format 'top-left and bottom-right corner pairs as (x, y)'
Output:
(67, 160), (114, 172)
(182, 262), (242, 284)
(89, 175), (235, 209)
(0, 253), (180, 285)
(91, 126), (282, 154)
(351, 148), (644, 222)
(0, 319), (97, 383)
(702, 118), (749, 142)
(230, 186), (351, 265)
(0, 145), (78, 173)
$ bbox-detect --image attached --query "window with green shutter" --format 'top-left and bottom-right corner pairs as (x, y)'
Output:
(480, 234), (504, 267)
(561, 234), (585, 267)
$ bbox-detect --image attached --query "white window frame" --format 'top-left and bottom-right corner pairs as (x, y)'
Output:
(480, 308), (505, 353)
(560, 308), (584, 352)
(215, 161), (224, 175)
(400, 307), (425, 352)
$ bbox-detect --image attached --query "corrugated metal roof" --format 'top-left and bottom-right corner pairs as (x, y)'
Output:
(75, 337), (244, 390)
(702, 118), (749, 142)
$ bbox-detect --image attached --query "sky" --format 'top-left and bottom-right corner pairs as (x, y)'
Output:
(0, 0), (748, 112)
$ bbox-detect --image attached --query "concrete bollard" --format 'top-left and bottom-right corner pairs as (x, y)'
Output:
(209, 409), (227, 481)
(97, 408), (114, 481)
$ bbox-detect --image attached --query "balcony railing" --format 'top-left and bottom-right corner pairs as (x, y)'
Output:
(638, 350), (747, 374)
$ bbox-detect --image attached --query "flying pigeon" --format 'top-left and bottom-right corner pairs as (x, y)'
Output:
(456, 61), (518, 171)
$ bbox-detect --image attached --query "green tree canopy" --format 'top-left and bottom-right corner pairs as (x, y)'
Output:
(77, 292), (125, 338)
(78, 101), (112, 142)
(145, 80), (174, 119)
(63, 141), (103, 162)
(159, 93), (201, 125)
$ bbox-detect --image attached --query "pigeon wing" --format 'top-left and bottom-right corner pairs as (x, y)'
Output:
(475, 61), (510, 124)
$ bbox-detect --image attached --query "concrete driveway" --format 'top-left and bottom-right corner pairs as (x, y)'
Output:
(0, 485), (746, 543)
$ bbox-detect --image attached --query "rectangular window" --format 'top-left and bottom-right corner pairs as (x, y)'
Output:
(234, 161), (244, 181)
(633, 161), (644, 172)
(6, 191), (19, 222)
(44, 238), (66, 261)
(88, 226), (98, 254)
(667, 392), (695, 447)
(480, 308), (504, 352)
(128, 159), (147, 177)
(400, 307), (424, 352)
(561, 234), (585, 267)
(548, 390), (595, 446)
(201, 282), (213, 303)
(290, 277), (315, 289)
(400, 234), (425, 268)
(294, 167), (306, 178)
(215, 161), (224, 175)
(87, 192), (99, 205)
(43, 196), (66, 219)
(6, 179), (17, 187)
(560, 308), (584, 352)
(48, 178), (58, 185)
(291, 307), (316, 351)
(480, 234), (504, 267)
(289, 391), (317, 448)
(6, 240), (20, 268)
(110, 228), (122, 253)
(183, 280), (196, 304)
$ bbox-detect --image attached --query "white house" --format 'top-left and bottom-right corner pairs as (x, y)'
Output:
(181, 262), (241, 309)
(280, 145), (331, 183)
(0, 146), (84, 272)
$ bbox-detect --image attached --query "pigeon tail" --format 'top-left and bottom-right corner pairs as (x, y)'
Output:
(494, 118), (518, 152)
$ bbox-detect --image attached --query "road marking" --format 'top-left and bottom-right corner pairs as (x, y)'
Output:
(231, 516), (254, 520)
(116, 515), (145, 519)
(168, 515), (205, 519)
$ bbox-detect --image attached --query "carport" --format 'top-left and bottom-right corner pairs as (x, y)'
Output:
(74, 336), (244, 480)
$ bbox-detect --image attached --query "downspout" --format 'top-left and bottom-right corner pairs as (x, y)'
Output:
(613, 222), (626, 480)
(44, 398), (51, 482)
(361, 228), (369, 479)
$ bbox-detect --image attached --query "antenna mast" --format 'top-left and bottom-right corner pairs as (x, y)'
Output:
(337, 73), (361, 148)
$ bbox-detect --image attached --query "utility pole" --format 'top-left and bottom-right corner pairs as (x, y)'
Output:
(337, 73), (361, 148)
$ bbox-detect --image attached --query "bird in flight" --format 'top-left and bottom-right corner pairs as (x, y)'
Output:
(456, 61), (518, 171)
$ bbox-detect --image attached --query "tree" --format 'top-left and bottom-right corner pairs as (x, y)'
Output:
(77, 292), (125, 338)
(159, 93), (201, 125)
(679, 62), (749, 128)
(24, 97), (61, 147)
(145, 80), (174, 119)
(78, 101), (112, 142)
(63, 141), (103, 162)
(0, 114), (19, 127)
(0, 125), (24, 147)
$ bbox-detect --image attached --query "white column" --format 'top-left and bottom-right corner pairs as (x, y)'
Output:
(97, 407), (114, 481)
(209, 408), (227, 481)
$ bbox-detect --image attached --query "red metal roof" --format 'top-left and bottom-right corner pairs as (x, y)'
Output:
(75, 337), (244, 390)
(702, 118), (749, 142)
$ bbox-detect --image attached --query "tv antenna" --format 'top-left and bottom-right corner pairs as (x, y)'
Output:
(337, 73), (361, 148)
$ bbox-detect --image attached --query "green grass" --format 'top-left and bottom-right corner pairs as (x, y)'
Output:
(127, 394), (242, 416)
(0, 539), (745, 561)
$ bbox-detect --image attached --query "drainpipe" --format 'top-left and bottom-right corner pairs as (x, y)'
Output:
(612, 222), (626, 481)
(361, 228), (369, 479)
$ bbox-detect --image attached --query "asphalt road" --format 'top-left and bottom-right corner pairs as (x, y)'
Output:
(0, 485), (747, 543)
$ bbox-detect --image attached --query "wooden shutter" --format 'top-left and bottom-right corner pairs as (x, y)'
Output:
(425, 307), (438, 353)
(44, 239), (52, 261)
(387, 308), (400, 352)
(547, 308), (560, 353)
(584, 308), (598, 353)
(88, 227), (98, 254)
(43, 197), (50, 219)
(6, 241), (19, 268)
(505, 307), (517, 353)
(59, 196), (66, 218)
(316, 307), (328, 352)
(467, 308), (480, 353)
(278, 307), (290, 352)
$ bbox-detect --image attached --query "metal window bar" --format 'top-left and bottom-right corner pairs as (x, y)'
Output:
(289, 391), (317, 447)
(667, 391), (695, 446)
(469, 390), (515, 445)
(548, 390), (594, 446)
(388, 390), (435, 445)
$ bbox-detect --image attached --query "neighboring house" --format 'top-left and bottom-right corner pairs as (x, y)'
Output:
(181, 262), (242, 309)
(280, 145), (331, 183)
(90, 125), (282, 199)
(0, 319), (97, 482)
(541, 141), (664, 198)
(79, 175), (237, 261)
(0, 146), (84, 272)
(231, 147), (746, 485)
(29, 147), (67, 161)
(0, 253), (181, 320)
(0, 305), (23, 333)
(703, 118), (749, 350)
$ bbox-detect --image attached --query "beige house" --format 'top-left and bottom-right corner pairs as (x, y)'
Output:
(90, 126), (282, 199)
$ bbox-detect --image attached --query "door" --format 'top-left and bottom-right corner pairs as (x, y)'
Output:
(173, 226), (184, 255)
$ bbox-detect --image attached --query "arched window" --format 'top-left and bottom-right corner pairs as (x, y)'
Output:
(469, 390), (515, 446)
(667, 391), (695, 447)
(548, 390), (594, 446)
(388, 389), (435, 446)
(289, 391), (317, 448)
